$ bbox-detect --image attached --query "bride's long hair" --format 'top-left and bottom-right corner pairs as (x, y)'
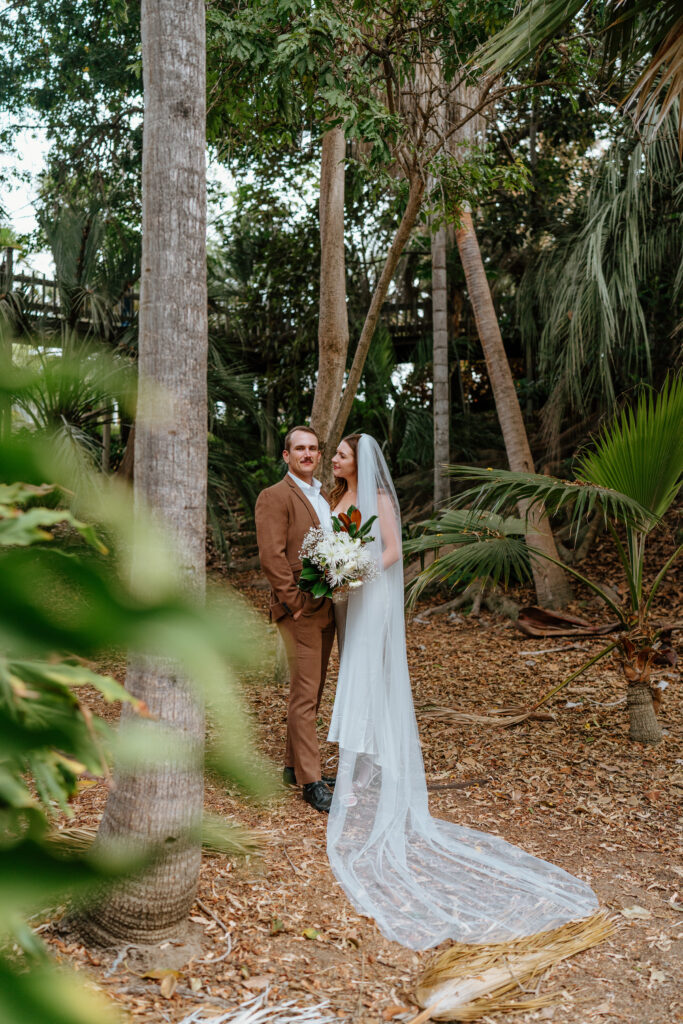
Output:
(329, 433), (361, 509)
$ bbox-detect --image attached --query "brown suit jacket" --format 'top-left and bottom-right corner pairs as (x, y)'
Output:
(255, 474), (328, 622)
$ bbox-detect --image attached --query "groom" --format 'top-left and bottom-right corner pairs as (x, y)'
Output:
(254, 425), (336, 813)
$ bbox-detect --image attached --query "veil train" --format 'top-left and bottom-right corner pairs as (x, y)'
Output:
(327, 434), (599, 951)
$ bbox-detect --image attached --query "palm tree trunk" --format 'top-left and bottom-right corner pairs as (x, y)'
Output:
(311, 127), (349, 454)
(327, 174), (426, 455)
(627, 682), (662, 744)
(624, 646), (662, 744)
(454, 208), (572, 609)
(432, 223), (450, 508)
(81, 0), (208, 944)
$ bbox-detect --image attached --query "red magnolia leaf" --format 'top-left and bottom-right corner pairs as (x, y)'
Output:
(338, 513), (351, 531)
(350, 507), (362, 529)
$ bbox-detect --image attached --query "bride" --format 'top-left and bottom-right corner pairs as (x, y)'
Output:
(326, 432), (598, 951)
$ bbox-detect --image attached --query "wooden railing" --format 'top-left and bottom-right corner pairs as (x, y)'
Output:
(1, 247), (138, 331)
(2, 246), (432, 346)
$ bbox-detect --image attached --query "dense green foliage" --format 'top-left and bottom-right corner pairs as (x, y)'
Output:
(2, 0), (680, 503)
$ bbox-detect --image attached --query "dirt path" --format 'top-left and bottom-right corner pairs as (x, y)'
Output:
(48, 569), (682, 1024)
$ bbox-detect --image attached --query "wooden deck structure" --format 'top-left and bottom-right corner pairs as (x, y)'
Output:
(1, 247), (138, 334)
(2, 246), (432, 352)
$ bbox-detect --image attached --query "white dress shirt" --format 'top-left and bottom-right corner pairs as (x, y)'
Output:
(288, 472), (333, 531)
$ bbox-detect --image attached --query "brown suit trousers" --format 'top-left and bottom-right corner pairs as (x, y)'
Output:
(254, 475), (335, 785)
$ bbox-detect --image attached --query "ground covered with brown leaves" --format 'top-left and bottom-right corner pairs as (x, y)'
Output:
(46, 535), (682, 1024)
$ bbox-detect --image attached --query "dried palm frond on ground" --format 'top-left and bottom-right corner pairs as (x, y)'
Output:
(414, 912), (615, 1022)
(418, 703), (555, 726)
(48, 821), (266, 859)
(177, 989), (340, 1023)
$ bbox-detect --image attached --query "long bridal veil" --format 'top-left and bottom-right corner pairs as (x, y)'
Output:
(327, 434), (598, 951)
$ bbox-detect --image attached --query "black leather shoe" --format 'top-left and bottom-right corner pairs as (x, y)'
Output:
(283, 767), (336, 788)
(302, 781), (332, 813)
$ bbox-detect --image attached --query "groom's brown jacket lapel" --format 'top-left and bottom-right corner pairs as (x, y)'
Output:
(254, 474), (323, 622)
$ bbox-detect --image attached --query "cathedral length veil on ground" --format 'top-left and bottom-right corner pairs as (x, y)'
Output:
(327, 434), (599, 951)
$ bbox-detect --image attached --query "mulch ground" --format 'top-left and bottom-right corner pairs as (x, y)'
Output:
(44, 531), (682, 1024)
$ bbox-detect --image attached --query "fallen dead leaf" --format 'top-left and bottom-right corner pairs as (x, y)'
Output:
(619, 906), (651, 920)
(159, 973), (177, 999)
(647, 968), (668, 987)
(592, 1001), (615, 1016)
(383, 1005), (413, 1020)
(242, 975), (273, 991)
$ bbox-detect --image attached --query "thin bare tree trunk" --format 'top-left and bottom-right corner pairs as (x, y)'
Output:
(1, 247), (13, 439)
(81, 0), (208, 944)
(117, 422), (135, 481)
(431, 222), (450, 507)
(311, 127), (349, 453)
(327, 175), (426, 454)
(454, 209), (572, 609)
(101, 414), (111, 473)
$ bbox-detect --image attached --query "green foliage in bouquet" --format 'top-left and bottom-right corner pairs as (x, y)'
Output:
(297, 558), (336, 600)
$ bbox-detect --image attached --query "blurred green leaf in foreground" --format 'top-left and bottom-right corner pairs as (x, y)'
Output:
(0, 366), (270, 1023)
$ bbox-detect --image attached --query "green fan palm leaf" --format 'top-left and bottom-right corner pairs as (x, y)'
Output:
(405, 509), (532, 604)
(407, 534), (531, 604)
(575, 375), (683, 520)
(448, 466), (654, 534)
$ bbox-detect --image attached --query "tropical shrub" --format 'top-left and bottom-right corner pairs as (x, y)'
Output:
(410, 376), (682, 744)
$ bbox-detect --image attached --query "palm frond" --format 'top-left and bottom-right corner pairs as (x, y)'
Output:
(447, 466), (653, 533)
(406, 526), (532, 605)
(575, 374), (683, 520)
(397, 405), (434, 471)
(475, 0), (587, 73)
(623, 10), (683, 147)
(404, 508), (527, 555)
(517, 105), (682, 430)
(476, 1), (683, 149)
(416, 913), (614, 1022)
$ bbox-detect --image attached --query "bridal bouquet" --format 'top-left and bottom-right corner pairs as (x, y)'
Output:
(298, 506), (378, 601)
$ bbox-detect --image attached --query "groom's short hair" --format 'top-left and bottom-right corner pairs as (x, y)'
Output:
(283, 425), (320, 452)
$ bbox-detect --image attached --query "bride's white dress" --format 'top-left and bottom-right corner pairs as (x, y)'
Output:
(327, 435), (598, 951)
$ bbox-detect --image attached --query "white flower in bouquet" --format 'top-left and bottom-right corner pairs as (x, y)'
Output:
(298, 507), (378, 600)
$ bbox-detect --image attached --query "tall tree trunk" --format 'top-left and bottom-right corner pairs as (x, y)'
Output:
(431, 223), (450, 508)
(81, 0), (208, 944)
(310, 127), (349, 455)
(454, 209), (572, 609)
(264, 362), (277, 458)
(0, 248), (11, 436)
(327, 174), (426, 456)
